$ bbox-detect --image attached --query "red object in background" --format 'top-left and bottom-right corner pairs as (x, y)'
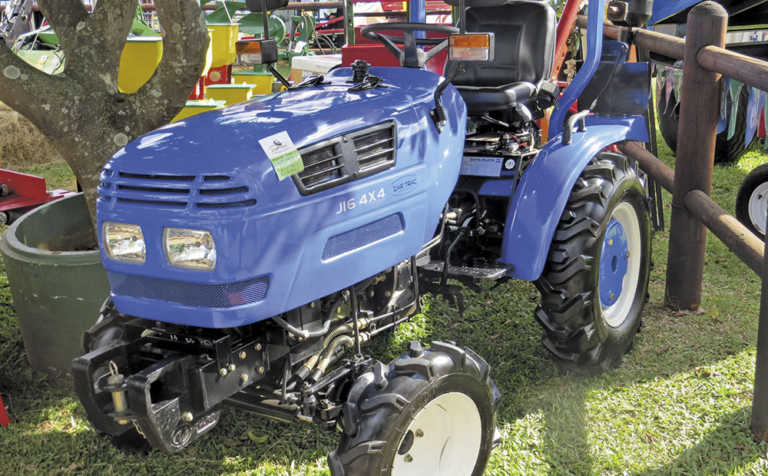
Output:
(551, 0), (581, 81)
(188, 65), (231, 100)
(188, 77), (206, 100)
(0, 169), (72, 214)
(342, 43), (401, 67)
(341, 43), (448, 74)
(0, 395), (9, 426)
(342, 27), (449, 74)
(204, 65), (232, 87)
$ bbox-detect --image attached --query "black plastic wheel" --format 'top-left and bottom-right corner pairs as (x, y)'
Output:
(715, 85), (749, 164)
(657, 87), (680, 155)
(657, 84), (750, 164)
(736, 163), (768, 239)
(535, 152), (651, 375)
(328, 341), (499, 476)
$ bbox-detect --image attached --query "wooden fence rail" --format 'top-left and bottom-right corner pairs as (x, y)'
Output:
(698, 45), (768, 92)
(618, 142), (765, 275)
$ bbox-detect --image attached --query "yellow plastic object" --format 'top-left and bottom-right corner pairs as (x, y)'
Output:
(208, 23), (239, 68)
(172, 99), (226, 122)
(231, 71), (273, 95)
(118, 37), (163, 94)
(206, 84), (254, 105)
(201, 34), (213, 77)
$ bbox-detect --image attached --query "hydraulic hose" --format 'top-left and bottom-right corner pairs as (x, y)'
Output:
(273, 315), (334, 339)
(273, 295), (346, 340)
(309, 335), (356, 383)
(293, 323), (353, 381)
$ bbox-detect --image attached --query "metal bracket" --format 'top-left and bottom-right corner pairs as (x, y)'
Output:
(563, 110), (590, 145)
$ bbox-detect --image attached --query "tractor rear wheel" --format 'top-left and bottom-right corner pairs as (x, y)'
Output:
(535, 152), (651, 375)
(328, 341), (499, 476)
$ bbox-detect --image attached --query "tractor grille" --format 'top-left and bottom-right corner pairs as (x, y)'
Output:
(293, 121), (396, 195)
(98, 170), (257, 210)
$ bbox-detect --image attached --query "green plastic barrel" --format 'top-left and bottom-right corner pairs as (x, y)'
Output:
(0, 193), (108, 372)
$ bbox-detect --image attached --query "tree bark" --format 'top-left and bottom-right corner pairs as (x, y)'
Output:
(0, 0), (208, 232)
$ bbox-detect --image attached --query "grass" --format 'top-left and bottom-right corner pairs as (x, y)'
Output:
(0, 103), (62, 169)
(1, 134), (768, 475)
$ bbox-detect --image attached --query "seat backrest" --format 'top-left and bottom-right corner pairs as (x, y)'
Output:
(447, 0), (556, 87)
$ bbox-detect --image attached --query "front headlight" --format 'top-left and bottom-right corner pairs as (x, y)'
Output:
(103, 222), (146, 264)
(164, 228), (217, 270)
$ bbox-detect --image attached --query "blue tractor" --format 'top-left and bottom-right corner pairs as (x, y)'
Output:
(72, 0), (654, 474)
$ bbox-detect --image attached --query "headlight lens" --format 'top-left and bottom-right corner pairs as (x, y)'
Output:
(102, 222), (146, 264)
(164, 228), (217, 270)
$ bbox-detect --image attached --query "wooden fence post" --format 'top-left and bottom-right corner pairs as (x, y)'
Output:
(665, 2), (728, 310)
(751, 209), (768, 439)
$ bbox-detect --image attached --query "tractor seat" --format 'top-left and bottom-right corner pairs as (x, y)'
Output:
(444, 0), (556, 116)
(455, 82), (537, 115)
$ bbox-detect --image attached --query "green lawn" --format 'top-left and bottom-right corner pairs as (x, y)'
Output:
(1, 136), (768, 475)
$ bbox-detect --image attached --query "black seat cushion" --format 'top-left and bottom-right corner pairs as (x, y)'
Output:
(457, 82), (536, 115)
(445, 0), (556, 112)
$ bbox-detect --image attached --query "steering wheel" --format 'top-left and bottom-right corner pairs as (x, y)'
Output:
(360, 23), (459, 68)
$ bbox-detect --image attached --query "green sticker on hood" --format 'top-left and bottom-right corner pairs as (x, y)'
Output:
(259, 131), (305, 181)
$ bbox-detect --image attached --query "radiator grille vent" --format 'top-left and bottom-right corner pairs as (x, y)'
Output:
(293, 121), (396, 195)
(110, 273), (269, 308)
(99, 171), (257, 210)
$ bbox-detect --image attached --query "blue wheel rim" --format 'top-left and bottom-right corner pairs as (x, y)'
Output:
(599, 217), (629, 309)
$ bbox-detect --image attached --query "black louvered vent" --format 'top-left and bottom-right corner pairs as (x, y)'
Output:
(353, 124), (396, 174)
(98, 171), (257, 210)
(294, 121), (396, 195)
(298, 142), (345, 189)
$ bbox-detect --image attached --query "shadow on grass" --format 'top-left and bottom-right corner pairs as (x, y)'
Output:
(636, 407), (765, 475)
(0, 272), (762, 474)
(2, 395), (337, 474)
(413, 276), (762, 475)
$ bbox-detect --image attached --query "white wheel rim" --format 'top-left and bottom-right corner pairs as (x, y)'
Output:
(391, 392), (482, 476)
(600, 202), (642, 328)
(747, 182), (768, 235)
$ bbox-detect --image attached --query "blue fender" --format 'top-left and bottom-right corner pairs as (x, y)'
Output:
(500, 115), (649, 281)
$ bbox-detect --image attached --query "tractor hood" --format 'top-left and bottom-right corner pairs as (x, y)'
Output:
(97, 66), (468, 328)
(101, 67), (442, 213)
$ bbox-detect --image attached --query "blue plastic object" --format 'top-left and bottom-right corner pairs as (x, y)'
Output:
(501, 115), (649, 281)
(410, 0), (426, 39)
(98, 67), (466, 328)
(599, 218), (629, 308)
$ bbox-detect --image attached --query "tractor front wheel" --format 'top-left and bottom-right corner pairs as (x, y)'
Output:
(535, 152), (651, 374)
(328, 341), (499, 476)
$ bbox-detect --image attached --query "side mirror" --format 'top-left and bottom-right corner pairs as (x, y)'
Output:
(245, 0), (289, 12)
(448, 33), (495, 62)
(236, 39), (278, 65)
